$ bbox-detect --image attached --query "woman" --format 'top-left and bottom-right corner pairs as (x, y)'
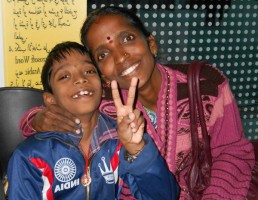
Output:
(20, 6), (254, 199)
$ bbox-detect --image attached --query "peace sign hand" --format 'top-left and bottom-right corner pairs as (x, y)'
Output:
(111, 77), (145, 155)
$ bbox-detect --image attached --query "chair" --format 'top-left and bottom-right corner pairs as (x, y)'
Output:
(0, 87), (44, 198)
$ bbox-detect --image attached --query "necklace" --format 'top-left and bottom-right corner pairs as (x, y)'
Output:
(81, 147), (91, 187)
(162, 69), (170, 158)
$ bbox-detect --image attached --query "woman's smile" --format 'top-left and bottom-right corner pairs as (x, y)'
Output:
(120, 62), (140, 77)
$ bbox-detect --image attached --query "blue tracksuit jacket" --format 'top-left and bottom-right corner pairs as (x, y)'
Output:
(7, 113), (179, 200)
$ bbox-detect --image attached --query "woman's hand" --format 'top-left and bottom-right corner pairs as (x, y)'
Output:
(111, 77), (145, 154)
(32, 104), (80, 133)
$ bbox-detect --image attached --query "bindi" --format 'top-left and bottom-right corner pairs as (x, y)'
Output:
(107, 36), (113, 43)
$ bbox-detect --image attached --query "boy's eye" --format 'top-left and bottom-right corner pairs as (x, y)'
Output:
(123, 35), (134, 43)
(84, 69), (97, 75)
(59, 74), (70, 80)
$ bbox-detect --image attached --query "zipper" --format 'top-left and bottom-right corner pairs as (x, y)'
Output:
(86, 166), (90, 200)
(86, 140), (111, 200)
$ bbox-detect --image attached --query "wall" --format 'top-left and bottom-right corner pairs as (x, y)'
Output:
(1, 1), (87, 89)
(0, 3), (4, 87)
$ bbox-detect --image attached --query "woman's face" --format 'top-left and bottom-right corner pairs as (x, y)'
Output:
(86, 14), (158, 89)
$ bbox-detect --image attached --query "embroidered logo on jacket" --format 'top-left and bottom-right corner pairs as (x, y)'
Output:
(54, 178), (80, 193)
(98, 157), (115, 184)
(54, 158), (80, 193)
(54, 158), (76, 182)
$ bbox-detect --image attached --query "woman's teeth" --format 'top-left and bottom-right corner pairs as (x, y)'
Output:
(121, 63), (138, 76)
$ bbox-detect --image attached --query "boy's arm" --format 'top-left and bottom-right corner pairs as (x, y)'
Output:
(119, 134), (179, 200)
(19, 104), (79, 137)
(7, 149), (44, 200)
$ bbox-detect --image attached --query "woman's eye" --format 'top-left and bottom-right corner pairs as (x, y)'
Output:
(123, 35), (134, 43)
(97, 52), (108, 61)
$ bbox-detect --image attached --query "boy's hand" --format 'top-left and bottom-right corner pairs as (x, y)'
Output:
(32, 104), (80, 133)
(111, 77), (145, 154)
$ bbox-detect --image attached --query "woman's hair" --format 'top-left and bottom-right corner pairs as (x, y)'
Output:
(80, 6), (151, 51)
(41, 41), (88, 93)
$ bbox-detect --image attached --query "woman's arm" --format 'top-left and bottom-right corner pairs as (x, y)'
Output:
(19, 106), (43, 137)
(19, 104), (79, 137)
(203, 81), (255, 199)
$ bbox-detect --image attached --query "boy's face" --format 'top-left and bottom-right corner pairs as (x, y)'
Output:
(44, 50), (102, 118)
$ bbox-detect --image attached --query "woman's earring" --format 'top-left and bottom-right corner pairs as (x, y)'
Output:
(152, 50), (157, 58)
(102, 80), (112, 99)
(103, 80), (111, 88)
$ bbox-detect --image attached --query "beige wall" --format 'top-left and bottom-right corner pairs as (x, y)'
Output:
(0, 3), (5, 87)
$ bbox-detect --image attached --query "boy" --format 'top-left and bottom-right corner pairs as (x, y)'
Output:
(7, 41), (179, 199)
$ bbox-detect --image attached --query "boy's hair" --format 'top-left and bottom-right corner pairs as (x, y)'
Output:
(41, 41), (88, 93)
(80, 6), (151, 52)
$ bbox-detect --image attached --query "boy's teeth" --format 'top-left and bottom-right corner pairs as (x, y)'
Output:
(79, 90), (89, 96)
(73, 90), (93, 98)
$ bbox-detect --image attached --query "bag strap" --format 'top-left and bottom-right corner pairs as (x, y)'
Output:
(188, 61), (211, 155)
(187, 61), (212, 199)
